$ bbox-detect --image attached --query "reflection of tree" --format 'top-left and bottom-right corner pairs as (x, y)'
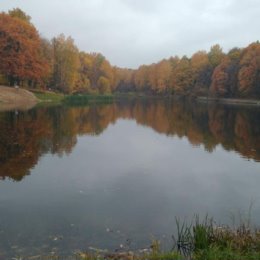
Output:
(0, 110), (52, 181)
(1, 100), (260, 181)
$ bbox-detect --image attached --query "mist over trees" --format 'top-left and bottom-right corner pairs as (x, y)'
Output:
(0, 8), (260, 98)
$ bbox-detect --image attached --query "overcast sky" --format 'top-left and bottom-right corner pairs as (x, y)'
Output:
(1, 0), (260, 68)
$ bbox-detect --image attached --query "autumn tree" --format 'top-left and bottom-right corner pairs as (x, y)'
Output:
(172, 56), (193, 95)
(148, 60), (172, 93)
(100, 59), (114, 91)
(90, 53), (105, 88)
(168, 56), (180, 94)
(39, 38), (53, 87)
(97, 76), (111, 94)
(0, 12), (49, 86)
(8, 8), (31, 23)
(51, 34), (79, 93)
(87, 53), (106, 91)
(208, 44), (225, 68)
(191, 51), (212, 96)
(76, 52), (114, 94)
(238, 43), (260, 98)
(114, 67), (135, 92)
(75, 52), (92, 93)
(210, 57), (232, 97)
(226, 47), (241, 95)
(133, 65), (150, 92)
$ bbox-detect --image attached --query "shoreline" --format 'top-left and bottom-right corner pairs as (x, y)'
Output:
(1, 85), (260, 111)
(197, 96), (260, 106)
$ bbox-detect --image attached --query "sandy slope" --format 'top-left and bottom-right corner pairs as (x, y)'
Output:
(0, 85), (38, 111)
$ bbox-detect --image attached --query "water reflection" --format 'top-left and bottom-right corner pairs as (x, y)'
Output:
(1, 99), (260, 258)
(0, 99), (260, 181)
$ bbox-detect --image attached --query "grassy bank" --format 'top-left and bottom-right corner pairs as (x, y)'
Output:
(2, 85), (260, 108)
(20, 88), (260, 108)
(197, 96), (260, 106)
(28, 216), (260, 260)
(78, 221), (260, 259)
(172, 215), (260, 260)
(104, 249), (260, 260)
(32, 90), (65, 103)
(32, 90), (115, 106)
(64, 94), (114, 105)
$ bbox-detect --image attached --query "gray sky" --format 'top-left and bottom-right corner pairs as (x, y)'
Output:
(1, 0), (260, 68)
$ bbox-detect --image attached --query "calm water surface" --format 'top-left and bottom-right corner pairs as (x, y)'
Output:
(0, 99), (260, 258)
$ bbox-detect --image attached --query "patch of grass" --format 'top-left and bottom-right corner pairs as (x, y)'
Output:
(33, 91), (65, 103)
(194, 246), (260, 260)
(172, 213), (260, 260)
(64, 94), (114, 106)
(193, 215), (214, 252)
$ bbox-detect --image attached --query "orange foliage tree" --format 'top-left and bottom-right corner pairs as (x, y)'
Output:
(210, 57), (232, 97)
(191, 51), (212, 96)
(238, 43), (260, 97)
(0, 12), (49, 87)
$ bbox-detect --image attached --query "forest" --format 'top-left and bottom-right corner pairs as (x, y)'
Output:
(0, 8), (260, 98)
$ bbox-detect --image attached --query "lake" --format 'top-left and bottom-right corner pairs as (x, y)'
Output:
(0, 98), (260, 258)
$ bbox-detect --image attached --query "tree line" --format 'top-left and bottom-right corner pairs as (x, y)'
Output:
(0, 8), (260, 98)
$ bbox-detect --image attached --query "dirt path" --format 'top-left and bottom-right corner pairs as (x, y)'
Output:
(0, 85), (38, 111)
